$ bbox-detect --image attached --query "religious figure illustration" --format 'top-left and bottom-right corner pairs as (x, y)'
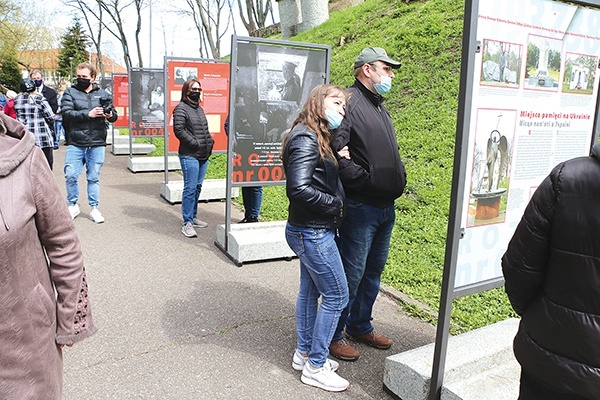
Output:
(484, 129), (508, 192)
(469, 112), (514, 225)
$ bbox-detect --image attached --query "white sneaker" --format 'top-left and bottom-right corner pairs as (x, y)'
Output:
(181, 222), (197, 238)
(301, 361), (349, 392)
(192, 218), (208, 228)
(89, 208), (105, 223)
(68, 204), (80, 219)
(292, 350), (339, 372)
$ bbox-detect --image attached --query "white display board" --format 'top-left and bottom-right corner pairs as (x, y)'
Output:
(455, 0), (600, 289)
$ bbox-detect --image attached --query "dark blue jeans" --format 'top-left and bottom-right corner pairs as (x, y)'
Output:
(242, 186), (263, 218)
(332, 198), (395, 342)
(286, 224), (348, 368)
(179, 155), (209, 224)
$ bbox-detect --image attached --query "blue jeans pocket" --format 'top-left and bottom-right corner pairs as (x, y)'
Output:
(285, 226), (306, 257)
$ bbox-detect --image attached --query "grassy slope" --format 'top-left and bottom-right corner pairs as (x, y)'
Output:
(194, 0), (517, 333)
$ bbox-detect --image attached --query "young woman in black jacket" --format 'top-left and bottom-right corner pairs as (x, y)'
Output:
(173, 79), (214, 238)
(281, 84), (350, 392)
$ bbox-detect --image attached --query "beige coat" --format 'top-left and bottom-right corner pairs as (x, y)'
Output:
(0, 113), (97, 399)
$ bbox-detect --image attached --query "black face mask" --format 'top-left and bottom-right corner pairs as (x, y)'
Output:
(75, 78), (91, 91)
(188, 91), (201, 102)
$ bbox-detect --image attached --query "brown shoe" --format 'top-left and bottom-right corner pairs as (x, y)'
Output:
(329, 339), (360, 361)
(346, 331), (392, 349)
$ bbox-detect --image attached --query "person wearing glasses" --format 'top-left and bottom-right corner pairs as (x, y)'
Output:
(173, 79), (214, 238)
(329, 47), (407, 361)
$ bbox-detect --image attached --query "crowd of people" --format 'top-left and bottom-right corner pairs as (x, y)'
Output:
(3, 42), (594, 399)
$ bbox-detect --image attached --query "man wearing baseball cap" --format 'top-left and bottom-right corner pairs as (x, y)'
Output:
(329, 47), (407, 361)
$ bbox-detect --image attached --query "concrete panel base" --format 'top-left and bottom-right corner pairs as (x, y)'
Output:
(215, 221), (296, 265)
(128, 156), (181, 172)
(112, 143), (156, 155)
(383, 318), (520, 400)
(161, 179), (237, 204)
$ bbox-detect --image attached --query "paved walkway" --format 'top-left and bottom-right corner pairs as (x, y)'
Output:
(54, 147), (437, 399)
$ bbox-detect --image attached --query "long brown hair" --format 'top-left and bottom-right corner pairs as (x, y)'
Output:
(180, 79), (201, 102)
(283, 84), (346, 161)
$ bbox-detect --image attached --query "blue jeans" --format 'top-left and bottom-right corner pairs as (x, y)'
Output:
(242, 186), (263, 218)
(332, 198), (395, 342)
(64, 145), (105, 208)
(53, 120), (64, 147)
(286, 224), (349, 368)
(179, 155), (209, 224)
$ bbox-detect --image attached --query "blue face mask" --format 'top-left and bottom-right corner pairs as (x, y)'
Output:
(325, 108), (344, 130)
(34, 79), (43, 87)
(373, 75), (392, 94)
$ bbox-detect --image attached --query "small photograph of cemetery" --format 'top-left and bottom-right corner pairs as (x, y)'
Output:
(480, 39), (522, 88)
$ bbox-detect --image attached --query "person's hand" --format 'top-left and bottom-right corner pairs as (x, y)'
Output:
(88, 107), (105, 119)
(338, 146), (350, 159)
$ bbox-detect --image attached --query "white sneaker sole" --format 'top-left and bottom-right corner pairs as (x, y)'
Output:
(300, 374), (348, 392)
(293, 358), (339, 372)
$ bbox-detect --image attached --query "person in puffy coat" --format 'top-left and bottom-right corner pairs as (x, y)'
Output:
(61, 62), (117, 224)
(0, 113), (97, 400)
(173, 78), (214, 238)
(502, 143), (600, 400)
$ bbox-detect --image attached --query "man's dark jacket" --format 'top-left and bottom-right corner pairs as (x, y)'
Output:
(283, 123), (345, 229)
(41, 85), (59, 114)
(332, 80), (406, 208)
(61, 85), (117, 147)
(172, 99), (213, 160)
(502, 144), (600, 399)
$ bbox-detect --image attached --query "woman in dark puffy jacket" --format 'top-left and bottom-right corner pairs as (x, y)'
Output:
(173, 79), (214, 238)
(282, 84), (349, 392)
(502, 144), (600, 400)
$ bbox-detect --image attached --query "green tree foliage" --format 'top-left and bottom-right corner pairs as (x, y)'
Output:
(0, 43), (21, 91)
(57, 18), (90, 82)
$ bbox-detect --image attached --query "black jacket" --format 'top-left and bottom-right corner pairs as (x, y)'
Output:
(61, 85), (117, 147)
(502, 144), (600, 399)
(41, 85), (59, 114)
(331, 79), (406, 208)
(283, 123), (345, 229)
(173, 100), (213, 160)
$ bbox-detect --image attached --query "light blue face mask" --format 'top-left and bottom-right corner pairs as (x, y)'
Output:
(373, 75), (392, 94)
(325, 108), (344, 130)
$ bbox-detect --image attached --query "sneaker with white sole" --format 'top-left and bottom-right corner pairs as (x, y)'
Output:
(301, 361), (349, 392)
(292, 350), (339, 372)
(89, 208), (105, 223)
(181, 222), (197, 238)
(193, 218), (208, 228)
(68, 204), (80, 219)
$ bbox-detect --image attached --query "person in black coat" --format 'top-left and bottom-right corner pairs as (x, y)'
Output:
(502, 144), (600, 400)
(173, 79), (214, 238)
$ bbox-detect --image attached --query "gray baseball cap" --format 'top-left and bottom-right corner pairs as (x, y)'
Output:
(354, 47), (401, 69)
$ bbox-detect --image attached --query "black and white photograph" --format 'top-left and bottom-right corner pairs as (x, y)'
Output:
(129, 68), (165, 135)
(229, 38), (330, 185)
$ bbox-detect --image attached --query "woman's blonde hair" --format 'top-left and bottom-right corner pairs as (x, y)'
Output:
(283, 84), (346, 161)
